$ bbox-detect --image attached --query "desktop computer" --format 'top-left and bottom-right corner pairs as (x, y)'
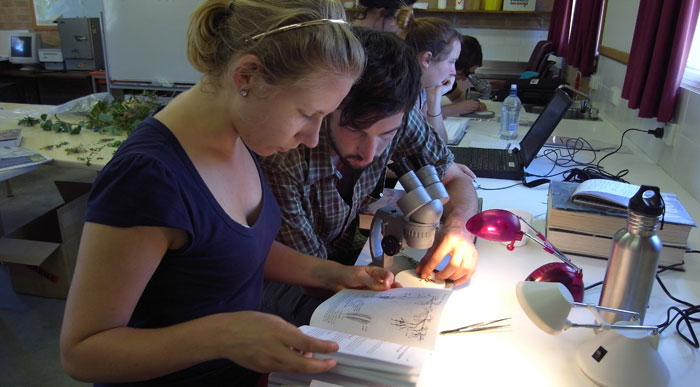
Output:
(8, 31), (41, 71)
(57, 17), (104, 71)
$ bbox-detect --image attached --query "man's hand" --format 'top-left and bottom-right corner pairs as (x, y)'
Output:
(415, 224), (478, 286)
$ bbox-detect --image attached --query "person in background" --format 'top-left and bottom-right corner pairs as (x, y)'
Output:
(442, 35), (488, 117)
(260, 27), (478, 327)
(400, 17), (462, 143)
(59, 1), (396, 386)
(352, 0), (416, 33)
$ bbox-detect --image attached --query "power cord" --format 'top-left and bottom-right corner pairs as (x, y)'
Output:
(655, 262), (699, 348)
(583, 256), (700, 349)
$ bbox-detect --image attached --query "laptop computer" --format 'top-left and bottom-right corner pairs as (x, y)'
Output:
(449, 88), (573, 180)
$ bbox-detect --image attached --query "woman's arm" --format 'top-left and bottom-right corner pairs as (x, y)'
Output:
(264, 241), (396, 292)
(424, 85), (448, 142)
(60, 223), (338, 383)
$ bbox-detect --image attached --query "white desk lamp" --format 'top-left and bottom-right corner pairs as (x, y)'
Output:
(515, 281), (670, 387)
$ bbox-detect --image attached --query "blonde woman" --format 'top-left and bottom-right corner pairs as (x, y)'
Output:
(60, 1), (394, 385)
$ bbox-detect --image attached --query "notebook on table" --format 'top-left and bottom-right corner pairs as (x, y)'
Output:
(449, 88), (573, 180)
(444, 116), (469, 145)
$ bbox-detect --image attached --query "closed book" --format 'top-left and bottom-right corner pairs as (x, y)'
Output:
(546, 228), (686, 267)
(547, 180), (695, 246)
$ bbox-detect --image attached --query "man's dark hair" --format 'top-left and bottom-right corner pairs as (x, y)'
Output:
(338, 27), (421, 130)
(456, 35), (483, 74)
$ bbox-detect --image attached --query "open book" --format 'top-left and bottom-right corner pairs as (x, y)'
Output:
(270, 287), (452, 387)
(570, 179), (695, 226)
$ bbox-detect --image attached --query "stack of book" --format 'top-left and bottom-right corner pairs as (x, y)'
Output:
(546, 180), (696, 267)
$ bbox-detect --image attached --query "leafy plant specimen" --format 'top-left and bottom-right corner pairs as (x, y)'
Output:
(85, 92), (160, 135)
(17, 92), (160, 166)
(18, 116), (41, 126)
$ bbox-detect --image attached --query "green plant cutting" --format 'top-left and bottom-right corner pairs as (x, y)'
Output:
(19, 92), (159, 166)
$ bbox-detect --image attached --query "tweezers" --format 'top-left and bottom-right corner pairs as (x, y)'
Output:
(439, 317), (511, 335)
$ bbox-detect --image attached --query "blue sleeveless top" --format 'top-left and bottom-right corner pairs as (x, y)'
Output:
(86, 113), (281, 386)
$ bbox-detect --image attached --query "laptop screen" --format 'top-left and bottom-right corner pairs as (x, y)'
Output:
(517, 88), (573, 167)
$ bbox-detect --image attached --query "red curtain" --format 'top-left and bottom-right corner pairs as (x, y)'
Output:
(565, 0), (605, 76)
(547, 0), (573, 56)
(622, 0), (700, 122)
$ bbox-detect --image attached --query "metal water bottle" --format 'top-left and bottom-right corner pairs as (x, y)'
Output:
(598, 185), (664, 324)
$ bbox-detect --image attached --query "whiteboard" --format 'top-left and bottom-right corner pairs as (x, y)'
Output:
(103, 0), (202, 87)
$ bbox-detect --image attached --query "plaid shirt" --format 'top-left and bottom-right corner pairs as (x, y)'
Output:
(259, 104), (454, 263)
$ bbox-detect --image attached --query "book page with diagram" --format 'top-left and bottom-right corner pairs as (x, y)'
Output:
(309, 287), (452, 350)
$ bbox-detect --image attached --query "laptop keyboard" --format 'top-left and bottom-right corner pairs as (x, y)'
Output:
(465, 148), (509, 170)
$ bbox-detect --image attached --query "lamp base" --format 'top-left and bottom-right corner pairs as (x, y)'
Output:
(575, 328), (669, 387)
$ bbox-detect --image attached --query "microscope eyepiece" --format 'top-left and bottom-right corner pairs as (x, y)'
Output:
(408, 154), (430, 170)
(389, 157), (413, 177)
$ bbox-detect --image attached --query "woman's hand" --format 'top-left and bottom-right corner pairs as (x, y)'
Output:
(425, 76), (456, 100)
(219, 311), (339, 374)
(452, 99), (487, 115)
(323, 264), (399, 292)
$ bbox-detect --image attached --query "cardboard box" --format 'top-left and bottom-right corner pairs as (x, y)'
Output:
(502, 0), (536, 11)
(0, 181), (91, 299)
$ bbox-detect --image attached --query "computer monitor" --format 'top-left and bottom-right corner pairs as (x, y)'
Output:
(9, 32), (40, 70)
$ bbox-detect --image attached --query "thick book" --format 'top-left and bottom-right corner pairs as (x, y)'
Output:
(444, 116), (469, 145)
(547, 180), (695, 246)
(270, 287), (452, 387)
(358, 188), (405, 230)
(546, 228), (686, 266)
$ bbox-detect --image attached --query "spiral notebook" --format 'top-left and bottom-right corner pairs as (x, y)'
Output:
(449, 88), (573, 180)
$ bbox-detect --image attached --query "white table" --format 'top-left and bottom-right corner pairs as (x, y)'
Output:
(357, 107), (700, 386)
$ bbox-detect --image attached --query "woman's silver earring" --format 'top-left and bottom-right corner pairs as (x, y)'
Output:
(239, 89), (248, 97)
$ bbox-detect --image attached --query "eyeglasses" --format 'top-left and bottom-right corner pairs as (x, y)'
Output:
(465, 209), (585, 302)
(248, 19), (348, 42)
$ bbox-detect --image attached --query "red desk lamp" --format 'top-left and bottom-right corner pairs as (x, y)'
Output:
(466, 209), (585, 302)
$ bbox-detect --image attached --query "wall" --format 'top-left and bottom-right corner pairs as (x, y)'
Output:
(590, 56), (700, 203)
(458, 27), (548, 62)
(586, 0), (700, 204)
(0, 0), (59, 47)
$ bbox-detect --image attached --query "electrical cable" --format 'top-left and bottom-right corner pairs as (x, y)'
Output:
(654, 263), (700, 348)
(476, 181), (523, 191)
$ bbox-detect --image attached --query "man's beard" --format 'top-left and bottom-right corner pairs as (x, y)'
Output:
(328, 129), (377, 172)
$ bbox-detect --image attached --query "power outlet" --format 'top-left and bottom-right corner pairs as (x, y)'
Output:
(663, 123), (679, 146)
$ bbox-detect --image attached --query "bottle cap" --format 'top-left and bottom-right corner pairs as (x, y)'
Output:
(628, 185), (664, 216)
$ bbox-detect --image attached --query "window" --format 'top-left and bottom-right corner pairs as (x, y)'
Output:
(682, 20), (700, 92)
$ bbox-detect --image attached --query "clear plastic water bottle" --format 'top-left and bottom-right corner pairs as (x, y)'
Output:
(499, 84), (522, 140)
